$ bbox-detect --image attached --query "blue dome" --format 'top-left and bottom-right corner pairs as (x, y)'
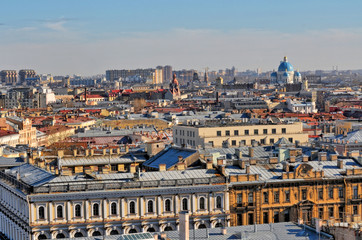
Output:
(294, 71), (301, 76)
(283, 72), (289, 76)
(271, 72), (277, 77)
(278, 61), (294, 72)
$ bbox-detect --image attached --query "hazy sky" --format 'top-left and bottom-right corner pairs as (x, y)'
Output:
(1, 0), (362, 75)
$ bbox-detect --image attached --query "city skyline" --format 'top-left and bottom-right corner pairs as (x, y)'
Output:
(1, 0), (362, 75)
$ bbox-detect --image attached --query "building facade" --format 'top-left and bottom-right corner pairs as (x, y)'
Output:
(0, 70), (17, 85)
(173, 122), (309, 148)
(0, 165), (229, 240)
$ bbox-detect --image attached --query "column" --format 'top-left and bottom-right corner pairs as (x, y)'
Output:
(139, 198), (144, 216)
(103, 199), (107, 220)
(225, 192), (230, 211)
(49, 202), (53, 223)
(121, 198), (125, 218)
(192, 195), (196, 213)
(157, 196), (162, 216)
(175, 195), (179, 214)
(85, 201), (89, 219)
(209, 193), (213, 212)
(67, 201), (71, 221)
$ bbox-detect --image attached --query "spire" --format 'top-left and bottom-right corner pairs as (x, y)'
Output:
(204, 69), (208, 83)
(284, 56), (288, 62)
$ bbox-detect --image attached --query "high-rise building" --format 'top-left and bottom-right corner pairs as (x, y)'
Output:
(154, 67), (163, 85)
(163, 65), (172, 83)
(106, 69), (155, 82)
(19, 69), (36, 84)
(0, 70), (17, 85)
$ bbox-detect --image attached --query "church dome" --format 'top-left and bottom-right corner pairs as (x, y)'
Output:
(294, 71), (301, 76)
(271, 72), (277, 77)
(278, 56), (294, 72)
(283, 72), (289, 76)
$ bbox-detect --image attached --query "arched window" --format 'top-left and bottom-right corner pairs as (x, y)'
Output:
(111, 202), (117, 215)
(74, 232), (83, 237)
(164, 226), (173, 231)
(93, 203), (99, 216)
(92, 231), (101, 236)
(182, 198), (188, 211)
(56, 233), (65, 238)
(147, 200), (154, 213)
(129, 201), (136, 214)
(75, 204), (81, 217)
(110, 230), (119, 235)
(38, 234), (47, 240)
(38, 206), (45, 219)
(199, 197), (205, 210)
(56, 205), (63, 218)
(216, 196), (222, 208)
(129, 229), (137, 234)
(165, 199), (171, 212)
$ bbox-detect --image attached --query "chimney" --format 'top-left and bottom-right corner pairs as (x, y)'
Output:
(337, 159), (344, 169)
(130, 164), (136, 173)
(249, 147), (254, 157)
(330, 154), (338, 161)
(235, 148), (242, 159)
(177, 163), (186, 171)
(117, 148), (121, 154)
(221, 228), (227, 235)
(246, 165), (250, 174)
(159, 164), (166, 172)
(153, 234), (158, 240)
(302, 155), (309, 162)
(318, 152), (327, 161)
(90, 149), (94, 156)
(289, 156), (296, 163)
(217, 158), (224, 166)
(269, 157), (278, 164)
(85, 149), (89, 156)
(125, 145), (129, 153)
(238, 160), (246, 169)
(73, 149), (77, 157)
(179, 212), (190, 240)
(103, 148), (107, 155)
(57, 150), (64, 158)
(206, 161), (213, 170)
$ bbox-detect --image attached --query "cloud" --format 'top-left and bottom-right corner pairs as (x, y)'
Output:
(0, 28), (362, 75)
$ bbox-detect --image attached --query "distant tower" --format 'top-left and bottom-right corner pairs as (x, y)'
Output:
(204, 68), (209, 83)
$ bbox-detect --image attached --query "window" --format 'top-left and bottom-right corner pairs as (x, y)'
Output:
(270, 138), (274, 144)
(285, 190), (290, 202)
(237, 193), (242, 204)
(260, 139), (265, 144)
(263, 212), (269, 224)
(208, 141), (214, 146)
(93, 203), (99, 216)
(111, 165), (117, 171)
(232, 140), (236, 146)
(225, 130), (230, 136)
(129, 201), (136, 214)
(199, 197), (205, 210)
(329, 207), (334, 217)
(318, 189), (324, 200)
(282, 128), (286, 134)
(288, 138), (293, 143)
(216, 196), (222, 208)
(319, 207), (323, 219)
(353, 186), (358, 199)
(182, 198), (188, 211)
(217, 131), (221, 136)
(272, 129), (276, 134)
(353, 205), (358, 215)
(339, 206), (344, 219)
(165, 199), (171, 212)
(234, 130), (239, 136)
(244, 130), (249, 135)
(111, 202), (117, 215)
(38, 206), (45, 219)
(248, 192), (253, 203)
(147, 200), (154, 213)
(274, 191), (279, 203)
(56, 205), (63, 218)
(75, 204), (81, 217)
(339, 187), (344, 198)
(302, 189), (307, 200)
(263, 192), (269, 203)
(329, 187), (334, 199)
(263, 129), (268, 134)
(254, 129), (258, 135)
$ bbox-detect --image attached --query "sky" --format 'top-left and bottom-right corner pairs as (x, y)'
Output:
(1, 0), (362, 76)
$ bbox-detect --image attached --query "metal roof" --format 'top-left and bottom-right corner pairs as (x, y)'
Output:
(7, 164), (55, 187)
(143, 147), (197, 170)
